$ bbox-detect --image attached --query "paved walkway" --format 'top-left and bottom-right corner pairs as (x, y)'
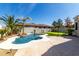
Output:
(42, 36), (79, 56)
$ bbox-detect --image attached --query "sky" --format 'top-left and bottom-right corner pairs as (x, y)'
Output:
(0, 3), (79, 25)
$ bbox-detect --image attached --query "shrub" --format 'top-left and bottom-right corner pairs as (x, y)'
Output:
(67, 29), (74, 35)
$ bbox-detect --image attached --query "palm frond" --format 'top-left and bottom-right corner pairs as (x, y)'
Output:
(0, 17), (6, 22)
(26, 17), (32, 20)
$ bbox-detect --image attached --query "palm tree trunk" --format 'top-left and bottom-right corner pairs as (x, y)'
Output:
(23, 23), (24, 34)
(1, 34), (3, 40)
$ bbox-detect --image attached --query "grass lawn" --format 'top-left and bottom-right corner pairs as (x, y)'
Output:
(47, 32), (67, 36)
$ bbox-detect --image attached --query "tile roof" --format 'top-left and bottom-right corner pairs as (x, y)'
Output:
(17, 23), (53, 28)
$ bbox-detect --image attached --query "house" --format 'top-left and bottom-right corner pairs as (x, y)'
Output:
(74, 15), (79, 36)
(17, 23), (53, 34)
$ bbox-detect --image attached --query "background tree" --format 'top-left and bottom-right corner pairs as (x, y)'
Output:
(52, 21), (57, 32)
(52, 19), (63, 32)
(65, 17), (73, 28)
(57, 19), (63, 32)
(65, 17), (73, 35)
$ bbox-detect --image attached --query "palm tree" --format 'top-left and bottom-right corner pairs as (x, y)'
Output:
(18, 17), (32, 34)
(0, 15), (20, 35)
(0, 29), (6, 40)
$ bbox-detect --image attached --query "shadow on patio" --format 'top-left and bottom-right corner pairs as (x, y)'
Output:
(42, 36), (79, 56)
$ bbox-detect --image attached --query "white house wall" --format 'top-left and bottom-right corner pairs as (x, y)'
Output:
(75, 21), (79, 36)
(21, 27), (51, 34)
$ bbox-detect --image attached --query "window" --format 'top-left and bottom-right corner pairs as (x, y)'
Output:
(75, 22), (78, 30)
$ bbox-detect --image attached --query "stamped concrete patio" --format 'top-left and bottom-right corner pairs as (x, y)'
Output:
(42, 36), (79, 56)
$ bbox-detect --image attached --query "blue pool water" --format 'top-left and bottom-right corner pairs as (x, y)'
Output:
(12, 34), (42, 44)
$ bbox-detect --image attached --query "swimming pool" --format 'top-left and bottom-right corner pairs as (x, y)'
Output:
(0, 34), (49, 49)
(12, 34), (42, 44)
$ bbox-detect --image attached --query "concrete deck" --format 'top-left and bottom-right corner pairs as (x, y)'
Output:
(15, 36), (77, 56)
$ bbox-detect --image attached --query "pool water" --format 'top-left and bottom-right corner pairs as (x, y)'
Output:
(12, 34), (42, 44)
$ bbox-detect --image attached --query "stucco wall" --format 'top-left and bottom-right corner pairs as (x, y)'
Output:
(21, 27), (51, 34)
(74, 21), (79, 36)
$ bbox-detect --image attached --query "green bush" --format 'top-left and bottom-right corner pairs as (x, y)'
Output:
(47, 32), (66, 36)
(67, 29), (74, 35)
